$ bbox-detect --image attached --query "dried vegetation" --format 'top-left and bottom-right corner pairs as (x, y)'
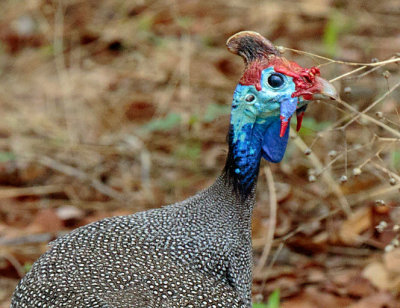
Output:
(0, 0), (400, 307)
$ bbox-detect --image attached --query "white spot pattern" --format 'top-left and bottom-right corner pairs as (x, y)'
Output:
(11, 177), (255, 307)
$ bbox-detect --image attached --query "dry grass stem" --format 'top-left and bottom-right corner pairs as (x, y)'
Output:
(255, 165), (277, 275)
(0, 185), (65, 199)
(37, 156), (127, 203)
(293, 132), (352, 216)
(341, 80), (400, 129)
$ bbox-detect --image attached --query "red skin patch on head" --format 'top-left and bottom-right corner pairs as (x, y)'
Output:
(239, 57), (321, 99)
(239, 60), (266, 91)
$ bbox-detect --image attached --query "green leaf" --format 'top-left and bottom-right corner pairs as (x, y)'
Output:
(323, 14), (339, 56)
(137, 15), (154, 32)
(298, 117), (332, 136)
(267, 289), (280, 308)
(142, 113), (181, 132)
(188, 114), (199, 126)
(40, 44), (55, 56)
(392, 150), (400, 170)
(174, 141), (201, 161)
(253, 289), (280, 308)
(176, 16), (193, 30)
(323, 11), (353, 57)
(0, 151), (16, 162)
(23, 262), (32, 273)
(203, 103), (230, 123)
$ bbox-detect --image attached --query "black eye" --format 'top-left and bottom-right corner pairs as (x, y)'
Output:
(245, 94), (255, 102)
(268, 73), (285, 88)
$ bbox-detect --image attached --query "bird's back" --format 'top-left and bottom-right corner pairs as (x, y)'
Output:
(12, 225), (243, 307)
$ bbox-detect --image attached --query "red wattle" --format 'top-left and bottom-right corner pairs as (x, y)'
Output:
(296, 111), (305, 132)
(279, 115), (290, 138)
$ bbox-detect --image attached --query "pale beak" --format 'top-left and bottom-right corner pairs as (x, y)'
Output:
(313, 76), (338, 100)
(293, 77), (338, 134)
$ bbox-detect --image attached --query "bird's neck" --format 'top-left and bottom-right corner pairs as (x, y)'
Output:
(223, 122), (268, 200)
(211, 175), (257, 225)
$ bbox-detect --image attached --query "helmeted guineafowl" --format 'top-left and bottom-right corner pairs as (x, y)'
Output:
(11, 31), (337, 308)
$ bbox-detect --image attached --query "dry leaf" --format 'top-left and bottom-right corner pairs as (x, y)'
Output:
(339, 207), (371, 245)
(348, 292), (397, 308)
(281, 286), (352, 308)
(383, 248), (400, 274)
(362, 262), (391, 290)
(27, 209), (63, 233)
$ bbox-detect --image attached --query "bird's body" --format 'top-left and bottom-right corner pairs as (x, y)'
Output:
(12, 178), (253, 307)
(11, 31), (336, 307)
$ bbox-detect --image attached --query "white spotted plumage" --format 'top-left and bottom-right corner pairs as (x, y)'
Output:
(11, 177), (254, 307)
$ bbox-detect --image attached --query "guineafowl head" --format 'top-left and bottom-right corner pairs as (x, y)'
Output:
(223, 31), (337, 198)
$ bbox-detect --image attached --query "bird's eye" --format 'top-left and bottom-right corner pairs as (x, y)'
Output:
(267, 73), (285, 88)
(245, 94), (255, 102)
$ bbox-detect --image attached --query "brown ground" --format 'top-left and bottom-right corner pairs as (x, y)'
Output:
(0, 0), (399, 307)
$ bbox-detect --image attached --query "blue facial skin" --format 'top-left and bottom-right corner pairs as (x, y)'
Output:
(227, 67), (306, 194)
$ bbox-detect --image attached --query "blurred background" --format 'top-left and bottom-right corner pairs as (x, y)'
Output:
(0, 0), (399, 307)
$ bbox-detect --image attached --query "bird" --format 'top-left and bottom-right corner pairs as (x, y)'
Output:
(11, 31), (337, 308)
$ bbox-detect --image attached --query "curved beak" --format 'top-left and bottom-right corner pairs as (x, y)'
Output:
(279, 77), (338, 137)
(313, 76), (338, 100)
(291, 77), (338, 135)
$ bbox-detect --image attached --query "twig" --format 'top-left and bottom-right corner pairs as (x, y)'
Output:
(357, 65), (383, 79)
(37, 156), (127, 203)
(54, 0), (77, 143)
(335, 98), (400, 138)
(370, 161), (400, 182)
(2, 253), (25, 278)
(329, 66), (367, 83)
(276, 208), (341, 243)
(292, 132), (352, 216)
(281, 47), (400, 67)
(0, 233), (56, 246)
(341, 80), (400, 129)
(327, 246), (374, 256)
(347, 183), (400, 205)
(257, 242), (284, 293)
(356, 144), (390, 170)
(0, 185), (65, 199)
(343, 129), (348, 176)
(377, 138), (400, 142)
(255, 165), (277, 275)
